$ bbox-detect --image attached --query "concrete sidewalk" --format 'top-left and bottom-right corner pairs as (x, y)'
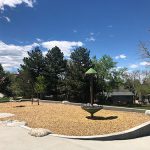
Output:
(0, 126), (149, 150)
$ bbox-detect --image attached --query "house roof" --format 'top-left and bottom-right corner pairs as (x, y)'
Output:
(111, 92), (134, 96)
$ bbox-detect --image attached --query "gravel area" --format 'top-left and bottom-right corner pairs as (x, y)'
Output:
(0, 102), (149, 136)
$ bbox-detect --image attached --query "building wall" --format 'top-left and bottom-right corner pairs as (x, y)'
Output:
(111, 95), (133, 105)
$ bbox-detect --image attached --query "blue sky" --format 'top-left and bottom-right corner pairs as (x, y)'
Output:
(0, 0), (150, 71)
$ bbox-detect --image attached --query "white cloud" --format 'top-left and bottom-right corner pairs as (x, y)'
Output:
(42, 40), (83, 56)
(128, 61), (150, 70)
(90, 32), (94, 35)
(4, 16), (10, 22)
(129, 64), (138, 69)
(0, 40), (83, 70)
(117, 66), (123, 69)
(0, 0), (36, 11)
(125, 69), (132, 73)
(42, 51), (47, 57)
(115, 66), (123, 71)
(86, 36), (96, 42)
(0, 41), (39, 70)
(73, 30), (77, 33)
(115, 54), (127, 59)
(36, 38), (42, 42)
(139, 61), (150, 66)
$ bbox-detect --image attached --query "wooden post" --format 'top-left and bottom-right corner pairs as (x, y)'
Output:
(38, 98), (39, 105)
(31, 94), (33, 104)
(90, 76), (94, 106)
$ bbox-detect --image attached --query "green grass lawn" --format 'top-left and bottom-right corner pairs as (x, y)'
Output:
(0, 97), (10, 103)
(134, 106), (150, 110)
(119, 104), (150, 110)
(125, 104), (150, 110)
(104, 103), (150, 110)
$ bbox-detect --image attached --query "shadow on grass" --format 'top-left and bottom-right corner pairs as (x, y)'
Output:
(86, 116), (118, 120)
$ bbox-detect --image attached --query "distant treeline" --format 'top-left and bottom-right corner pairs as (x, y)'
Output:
(1, 46), (150, 103)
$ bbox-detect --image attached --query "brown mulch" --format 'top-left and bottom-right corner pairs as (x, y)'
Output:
(0, 102), (149, 136)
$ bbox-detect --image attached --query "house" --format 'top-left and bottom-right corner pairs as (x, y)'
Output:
(110, 91), (134, 105)
(96, 89), (135, 105)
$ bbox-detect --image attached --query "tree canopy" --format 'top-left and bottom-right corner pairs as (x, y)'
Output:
(3, 46), (148, 104)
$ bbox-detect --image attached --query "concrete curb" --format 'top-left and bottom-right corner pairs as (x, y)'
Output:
(40, 100), (148, 113)
(50, 121), (150, 140)
(20, 125), (31, 130)
(20, 100), (150, 140)
(41, 100), (62, 104)
(20, 121), (150, 141)
(103, 105), (146, 113)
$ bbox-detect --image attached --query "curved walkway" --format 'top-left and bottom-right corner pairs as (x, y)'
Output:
(0, 126), (149, 150)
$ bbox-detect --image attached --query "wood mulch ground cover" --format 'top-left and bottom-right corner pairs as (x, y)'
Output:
(0, 102), (149, 136)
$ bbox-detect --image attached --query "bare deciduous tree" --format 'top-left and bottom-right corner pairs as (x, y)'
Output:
(139, 41), (150, 59)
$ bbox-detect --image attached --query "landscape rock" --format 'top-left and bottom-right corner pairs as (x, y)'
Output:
(145, 110), (150, 116)
(62, 101), (70, 104)
(93, 104), (99, 106)
(29, 128), (52, 137)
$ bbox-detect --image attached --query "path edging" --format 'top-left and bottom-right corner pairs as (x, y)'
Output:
(20, 121), (150, 140)
(41, 100), (148, 113)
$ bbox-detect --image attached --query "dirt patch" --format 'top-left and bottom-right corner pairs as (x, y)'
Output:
(0, 102), (149, 136)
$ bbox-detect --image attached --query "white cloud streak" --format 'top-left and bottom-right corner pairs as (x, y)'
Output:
(0, 0), (36, 10)
(36, 38), (42, 42)
(1, 40), (150, 72)
(115, 54), (126, 59)
(129, 64), (138, 69)
(4, 16), (10, 22)
(86, 36), (96, 42)
(90, 32), (94, 35)
(41, 40), (83, 56)
(139, 61), (150, 66)
(0, 40), (83, 70)
(73, 30), (77, 33)
(129, 61), (150, 70)
(0, 41), (39, 70)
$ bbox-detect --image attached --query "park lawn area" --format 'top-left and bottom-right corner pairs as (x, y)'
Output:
(135, 106), (150, 110)
(0, 102), (149, 136)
